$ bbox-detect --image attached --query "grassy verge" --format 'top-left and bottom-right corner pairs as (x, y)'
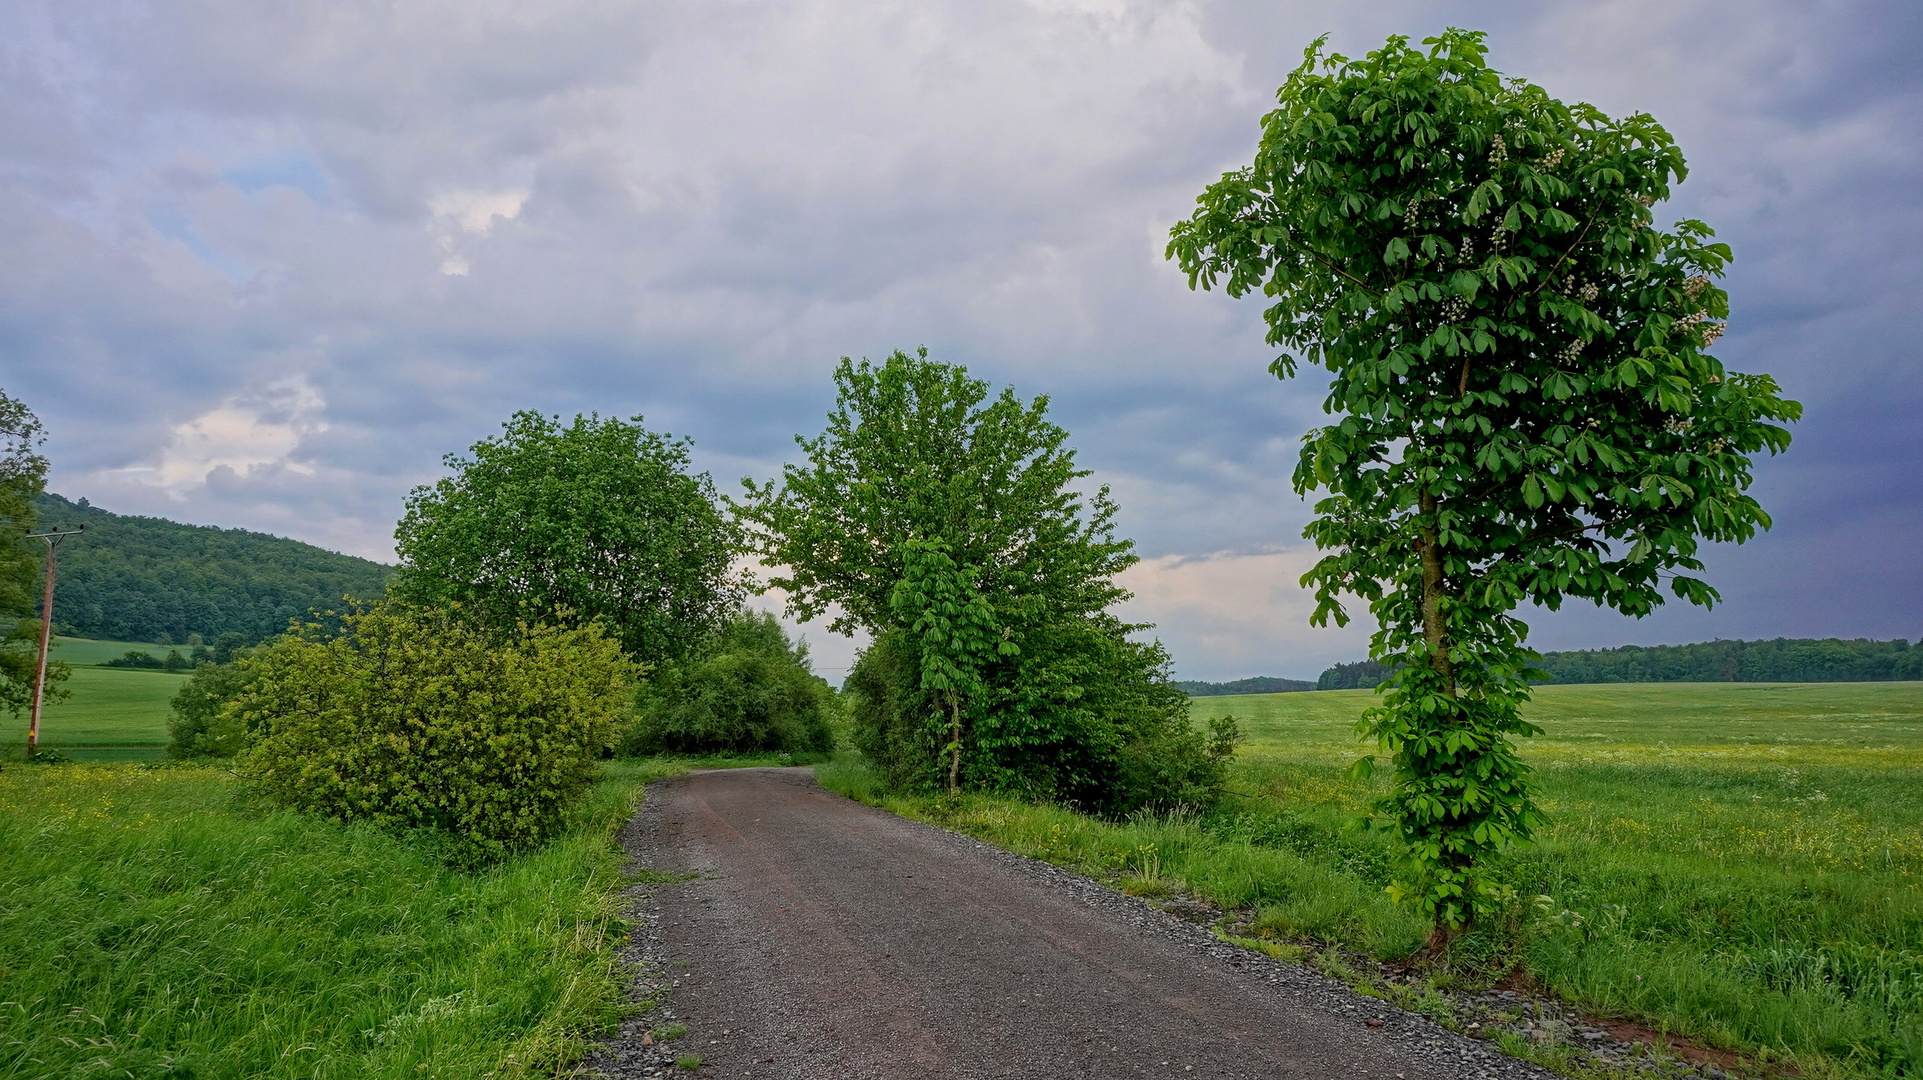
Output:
(0, 757), (686, 1080)
(815, 682), (1923, 1080)
(815, 751), (1424, 955)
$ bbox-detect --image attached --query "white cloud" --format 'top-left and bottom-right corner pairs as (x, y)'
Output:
(1118, 546), (1373, 680)
(429, 188), (528, 236)
(429, 187), (527, 274)
(7, 0), (1919, 666)
(109, 377), (330, 493)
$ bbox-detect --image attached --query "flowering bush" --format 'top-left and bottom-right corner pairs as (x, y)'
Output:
(236, 604), (635, 862)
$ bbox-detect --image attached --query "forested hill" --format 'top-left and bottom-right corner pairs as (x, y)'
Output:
(31, 493), (393, 644)
(1313, 638), (1923, 689)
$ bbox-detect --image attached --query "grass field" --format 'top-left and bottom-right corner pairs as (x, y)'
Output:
(817, 682), (1923, 1079)
(6, 665), (185, 761)
(47, 635), (178, 667)
(0, 637), (189, 761)
(0, 758), (684, 1080)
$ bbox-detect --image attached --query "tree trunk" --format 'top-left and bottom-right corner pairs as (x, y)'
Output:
(1419, 490), (1468, 933)
(946, 693), (963, 796)
(1416, 491), (1456, 697)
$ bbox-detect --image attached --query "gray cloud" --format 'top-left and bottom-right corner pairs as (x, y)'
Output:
(3, 0), (1916, 681)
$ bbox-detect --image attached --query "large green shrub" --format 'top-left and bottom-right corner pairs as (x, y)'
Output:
(235, 604), (634, 862)
(622, 610), (837, 756)
(739, 349), (1234, 811)
(843, 629), (937, 785)
(847, 616), (1238, 816)
(165, 650), (260, 758)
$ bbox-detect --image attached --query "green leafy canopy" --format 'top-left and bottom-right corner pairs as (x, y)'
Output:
(891, 539), (1013, 700)
(0, 389), (67, 718)
(744, 350), (1226, 813)
(890, 538), (1019, 793)
(1168, 30), (1799, 927)
(733, 348), (1134, 638)
(394, 411), (740, 666)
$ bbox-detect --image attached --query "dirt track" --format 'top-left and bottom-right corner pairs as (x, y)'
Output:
(589, 767), (1554, 1080)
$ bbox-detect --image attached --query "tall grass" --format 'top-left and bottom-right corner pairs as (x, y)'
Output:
(816, 683), (1923, 1079)
(0, 758), (681, 1080)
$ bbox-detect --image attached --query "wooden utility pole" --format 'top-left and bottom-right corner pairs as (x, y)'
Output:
(25, 526), (82, 759)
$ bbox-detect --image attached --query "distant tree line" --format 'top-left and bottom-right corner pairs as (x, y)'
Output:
(32, 493), (392, 645)
(106, 648), (192, 672)
(1178, 676), (1315, 697)
(1535, 637), (1922, 684)
(104, 632), (250, 672)
(1316, 660), (1395, 690)
(1311, 639), (1920, 690)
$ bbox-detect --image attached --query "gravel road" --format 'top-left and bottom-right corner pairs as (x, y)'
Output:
(585, 767), (1558, 1080)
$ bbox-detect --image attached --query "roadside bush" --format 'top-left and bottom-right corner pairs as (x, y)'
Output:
(166, 649), (260, 758)
(844, 628), (935, 785)
(847, 616), (1238, 816)
(621, 609), (836, 756)
(235, 603), (635, 862)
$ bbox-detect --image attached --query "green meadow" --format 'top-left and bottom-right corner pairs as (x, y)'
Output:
(18, 667), (183, 760)
(4, 639), (186, 761)
(12, 638), (1923, 1077)
(0, 758), (691, 1080)
(47, 635), (181, 667)
(819, 682), (1923, 1079)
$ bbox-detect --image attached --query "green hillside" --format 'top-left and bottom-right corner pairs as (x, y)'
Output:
(30, 493), (393, 644)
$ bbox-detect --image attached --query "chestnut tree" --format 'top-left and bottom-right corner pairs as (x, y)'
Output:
(1167, 30), (1799, 927)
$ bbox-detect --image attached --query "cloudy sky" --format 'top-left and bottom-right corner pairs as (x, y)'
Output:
(4, 0), (1917, 681)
